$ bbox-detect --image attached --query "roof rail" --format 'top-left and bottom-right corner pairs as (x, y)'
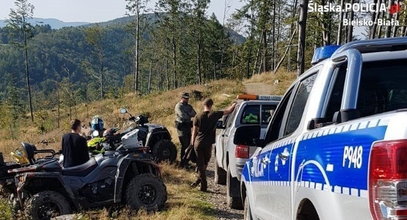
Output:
(332, 37), (407, 56)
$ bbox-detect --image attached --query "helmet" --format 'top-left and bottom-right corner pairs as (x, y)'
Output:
(91, 116), (104, 131)
(135, 115), (149, 125)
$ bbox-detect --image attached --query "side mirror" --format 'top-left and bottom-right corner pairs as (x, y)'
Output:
(216, 120), (225, 129)
(233, 125), (261, 146)
(119, 108), (128, 114)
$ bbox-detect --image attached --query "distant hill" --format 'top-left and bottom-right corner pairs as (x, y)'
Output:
(0, 15), (245, 43)
(0, 18), (88, 29)
(92, 14), (245, 44)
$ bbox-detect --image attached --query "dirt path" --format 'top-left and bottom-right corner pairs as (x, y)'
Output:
(206, 150), (244, 220)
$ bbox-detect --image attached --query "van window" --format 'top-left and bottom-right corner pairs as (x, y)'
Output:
(261, 105), (276, 124)
(284, 74), (318, 136)
(241, 105), (260, 124)
(324, 64), (346, 122)
(357, 59), (407, 117)
(266, 89), (293, 143)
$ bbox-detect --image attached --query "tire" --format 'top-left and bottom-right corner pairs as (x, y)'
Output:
(226, 167), (243, 209)
(244, 192), (253, 220)
(214, 160), (226, 185)
(152, 140), (177, 163)
(26, 191), (71, 220)
(126, 173), (167, 211)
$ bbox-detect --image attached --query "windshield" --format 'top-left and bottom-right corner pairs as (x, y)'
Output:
(357, 58), (407, 117)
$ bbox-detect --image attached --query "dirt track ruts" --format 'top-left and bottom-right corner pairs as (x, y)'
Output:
(206, 150), (244, 220)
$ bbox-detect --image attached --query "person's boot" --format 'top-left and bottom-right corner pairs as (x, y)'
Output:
(191, 179), (201, 188)
(200, 180), (208, 192)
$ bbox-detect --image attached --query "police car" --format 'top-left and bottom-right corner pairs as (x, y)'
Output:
(215, 94), (281, 209)
(235, 37), (407, 220)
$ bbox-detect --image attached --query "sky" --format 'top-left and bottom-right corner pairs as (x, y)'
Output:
(0, 0), (245, 23)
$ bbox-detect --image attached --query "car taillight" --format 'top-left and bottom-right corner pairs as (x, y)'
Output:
(369, 140), (407, 220)
(235, 145), (249, 159)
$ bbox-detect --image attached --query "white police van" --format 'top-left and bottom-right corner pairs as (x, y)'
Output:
(235, 37), (407, 220)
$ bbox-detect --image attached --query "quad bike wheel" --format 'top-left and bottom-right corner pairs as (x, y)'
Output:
(26, 191), (71, 220)
(152, 140), (177, 163)
(126, 173), (167, 211)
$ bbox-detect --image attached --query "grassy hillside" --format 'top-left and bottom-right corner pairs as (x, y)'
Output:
(0, 70), (296, 219)
(0, 79), (244, 220)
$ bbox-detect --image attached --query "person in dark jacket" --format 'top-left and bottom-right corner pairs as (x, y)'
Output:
(190, 98), (236, 192)
(61, 119), (90, 168)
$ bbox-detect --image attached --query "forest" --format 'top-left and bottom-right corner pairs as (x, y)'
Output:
(0, 0), (406, 130)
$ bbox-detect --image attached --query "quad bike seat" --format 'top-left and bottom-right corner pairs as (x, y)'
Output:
(62, 158), (97, 177)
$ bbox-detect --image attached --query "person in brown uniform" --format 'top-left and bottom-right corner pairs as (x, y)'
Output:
(190, 98), (236, 191)
(175, 92), (196, 167)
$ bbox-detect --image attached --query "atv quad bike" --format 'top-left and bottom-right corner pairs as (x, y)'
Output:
(0, 143), (56, 196)
(10, 143), (167, 220)
(88, 108), (177, 163)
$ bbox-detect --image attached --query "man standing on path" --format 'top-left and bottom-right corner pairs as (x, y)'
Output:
(190, 98), (236, 192)
(175, 92), (197, 167)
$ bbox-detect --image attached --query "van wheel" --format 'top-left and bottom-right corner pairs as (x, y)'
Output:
(244, 193), (253, 220)
(226, 167), (243, 209)
(26, 191), (71, 220)
(152, 140), (177, 163)
(297, 199), (320, 220)
(214, 160), (226, 185)
(126, 174), (167, 211)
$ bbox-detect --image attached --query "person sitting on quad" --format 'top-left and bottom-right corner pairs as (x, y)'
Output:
(89, 115), (105, 137)
(62, 119), (90, 168)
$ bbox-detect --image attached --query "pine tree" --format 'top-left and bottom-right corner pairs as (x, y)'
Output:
(7, 0), (35, 122)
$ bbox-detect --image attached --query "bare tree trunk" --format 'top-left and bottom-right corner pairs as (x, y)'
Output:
(402, 21), (407, 36)
(297, 0), (309, 76)
(385, 0), (394, 38)
(377, 6), (385, 38)
(23, 29), (34, 122)
(346, 0), (355, 42)
(262, 30), (268, 72)
(196, 37), (202, 84)
(321, 0), (330, 45)
(274, 28), (297, 74)
(337, 0), (345, 43)
(172, 36), (178, 88)
(252, 43), (261, 76)
(392, 0), (400, 37)
(165, 59), (170, 90)
(271, 0), (276, 70)
(370, 0), (378, 39)
(57, 89), (60, 128)
(148, 61), (152, 93)
(288, 0), (298, 71)
(100, 64), (104, 99)
(134, 2), (140, 94)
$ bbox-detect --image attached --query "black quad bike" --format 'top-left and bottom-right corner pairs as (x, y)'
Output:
(9, 143), (167, 220)
(89, 108), (177, 163)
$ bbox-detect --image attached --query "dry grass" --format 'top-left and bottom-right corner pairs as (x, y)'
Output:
(0, 72), (295, 219)
(244, 69), (297, 95)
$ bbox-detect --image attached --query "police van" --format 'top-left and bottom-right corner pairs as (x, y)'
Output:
(235, 37), (407, 220)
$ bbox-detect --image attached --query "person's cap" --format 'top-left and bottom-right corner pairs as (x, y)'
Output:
(181, 92), (190, 99)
